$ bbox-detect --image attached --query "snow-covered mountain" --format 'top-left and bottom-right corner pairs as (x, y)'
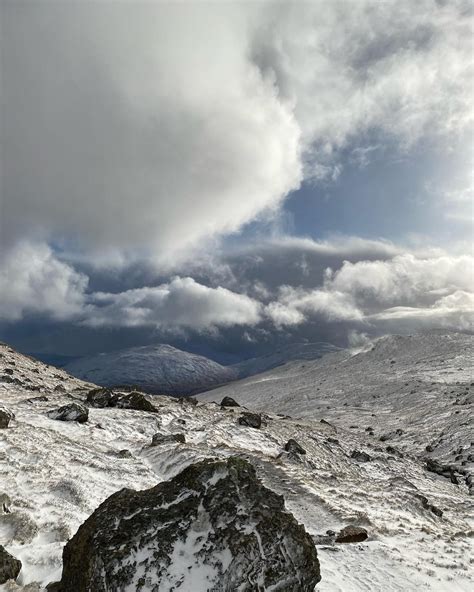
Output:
(0, 333), (472, 591)
(199, 332), (474, 474)
(64, 344), (234, 395)
(64, 341), (339, 395)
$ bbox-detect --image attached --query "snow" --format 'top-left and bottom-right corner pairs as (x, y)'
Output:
(64, 344), (235, 395)
(64, 341), (339, 396)
(0, 333), (473, 591)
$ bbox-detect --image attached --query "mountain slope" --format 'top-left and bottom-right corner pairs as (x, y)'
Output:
(0, 337), (473, 591)
(199, 332), (474, 481)
(64, 341), (339, 395)
(233, 341), (340, 378)
(64, 344), (234, 395)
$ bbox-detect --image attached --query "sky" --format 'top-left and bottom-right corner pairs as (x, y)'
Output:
(0, 0), (473, 362)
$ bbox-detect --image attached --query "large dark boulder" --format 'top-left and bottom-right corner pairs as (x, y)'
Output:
(114, 391), (160, 413)
(47, 403), (89, 423)
(59, 457), (320, 592)
(0, 545), (22, 584)
(86, 387), (116, 408)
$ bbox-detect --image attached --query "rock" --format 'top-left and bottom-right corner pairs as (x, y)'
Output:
(54, 384), (66, 393)
(350, 450), (372, 462)
(150, 433), (186, 446)
(0, 407), (14, 429)
(284, 439), (307, 455)
(380, 429), (404, 442)
(419, 495), (443, 518)
(46, 403), (88, 423)
(46, 583), (62, 592)
(221, 396), (240, 407)
(238, 412), (262, 429)
(386, 445), (404, 458)
(26, 395), (48, 403)
(117, 449), (133, 458)
(59, 457), (320, 592)
(426, 458), (458, 484)
(0, 545), (22, 584)
(86, 387), (116, 408)
(335, 525), (368, 544)
(0, 493), (12, 514)
(114, 391), (159, 413)
(178, 396), (198, 406)
(320, 418), (337, 431)
(3, 368), (14, 375)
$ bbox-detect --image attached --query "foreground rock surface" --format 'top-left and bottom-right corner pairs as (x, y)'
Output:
(59, 457), (320, 592)
(0, 545), (22, 584)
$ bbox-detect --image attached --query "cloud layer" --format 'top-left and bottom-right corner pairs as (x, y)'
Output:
(1, 240), (471, 343)
(2, 1), (472, 262)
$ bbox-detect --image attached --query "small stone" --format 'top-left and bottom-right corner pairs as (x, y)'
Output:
(0, 407), (14, 429)
(335, 525), (368, 544)
(117, 449), (133, 458)
(151, 433), (186, 446)
(238, 412), (262, 429)
(350, 450), (372, 462)
(26, 395), (49, 403)
(284, 439), (306, 455)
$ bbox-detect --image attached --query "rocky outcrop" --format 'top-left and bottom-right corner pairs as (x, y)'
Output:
(59, 457), (320, 592)
(113, 391), (160, 413)
(220, 396), (240, 407)
(46, 403), (89, 423)
(0, 545), (22, 584)
(238, 412), (262, 429)
(0, 406), (14, 429)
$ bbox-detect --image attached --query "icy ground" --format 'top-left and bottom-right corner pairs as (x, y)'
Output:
(0, 333), (473, 591)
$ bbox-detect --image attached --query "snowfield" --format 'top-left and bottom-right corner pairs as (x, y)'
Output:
(0, 333), (473, 591)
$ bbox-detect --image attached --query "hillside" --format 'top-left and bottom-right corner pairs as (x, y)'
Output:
(64, 344), (234, 395)
(199, 332), (474, 473)
(0, 335), (473, 591)
(64, 341), (339, 395)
